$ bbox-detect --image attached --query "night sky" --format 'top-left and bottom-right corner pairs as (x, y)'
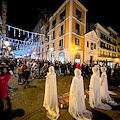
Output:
(1, 0), (120, 35)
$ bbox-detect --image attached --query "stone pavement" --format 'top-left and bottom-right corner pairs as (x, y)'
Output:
(3, 75), (120, 120)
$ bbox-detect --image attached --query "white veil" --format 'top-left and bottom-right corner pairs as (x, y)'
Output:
(89, 67), (112, 110)
(43, 66), (59, 120)
(100, 67), (118, 106)
(101, 67), (106, 73)
(49, 66), (55, 74)
(69, 69), (92, 120)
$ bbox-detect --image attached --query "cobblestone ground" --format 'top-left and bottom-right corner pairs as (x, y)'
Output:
(4, 74), (120, 120)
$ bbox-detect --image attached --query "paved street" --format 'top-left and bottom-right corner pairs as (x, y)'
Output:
(4, 75), (120, 120)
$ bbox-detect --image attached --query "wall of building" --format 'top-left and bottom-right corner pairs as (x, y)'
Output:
(84, 30), (98, 64)
(117, 36), (120, 58)
(34, 0), (87, 64)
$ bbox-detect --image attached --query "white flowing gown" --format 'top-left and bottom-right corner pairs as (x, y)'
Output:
(89, 67), (112, 110)
(43, 66), (59, 120)
(69, 69), (92, 120)
(100, 67), (118, 106)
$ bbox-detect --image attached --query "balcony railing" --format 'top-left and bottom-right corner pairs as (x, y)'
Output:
(98, 54), (117, 58)
(60, 16), (65, 23)
(52, 24), (56, 29)
(59, 30), (64, 36)
(59, 46), (64, 50)
(77, 15), (82, 22)
(76, 30), (81, 36)
(52, 35), (56, 40)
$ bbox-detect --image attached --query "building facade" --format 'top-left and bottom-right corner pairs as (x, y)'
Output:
(85, 23), (119, 66)
(116, 36), (120, 59)
(33, 0), (87, 63)
(84, 30), (98, 64)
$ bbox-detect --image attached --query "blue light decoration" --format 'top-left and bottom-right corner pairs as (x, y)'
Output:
(0, 36), (2, 40)
(31, 33), (33, 39)
(27, 32), (29, 38)
(8, 26), (11, 31)
(14, 28), (16, 37)
(18, 29), (20, 37)
(23, 30), (25, 35)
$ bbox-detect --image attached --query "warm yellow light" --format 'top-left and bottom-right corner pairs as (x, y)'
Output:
(116, 58), (119, 62)
(60, 104), (63, 109)
(76, 47), (78, 50)
(51, 48), (53, 51)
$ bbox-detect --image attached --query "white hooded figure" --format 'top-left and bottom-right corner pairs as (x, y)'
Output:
(69, 69), (93, 120)
(89, 67), (112, 110)
(94, 65), (100, 76)
(43, 66), (59, 120)
(100, 67), (118, 106)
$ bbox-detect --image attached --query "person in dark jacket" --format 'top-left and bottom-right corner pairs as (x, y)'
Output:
(22, 65), (30, 89)
(106, 66), (111, 86)
(69, 64), (74, 77)
(114, 65), (119, 86)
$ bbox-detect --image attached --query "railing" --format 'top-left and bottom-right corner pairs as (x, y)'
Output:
(59, 16), (65, 23)
(76, 30), (81, 35)
(52, 24), (56, 29)
(98, 54), (117, 58)
(52, 35), (56, 40)
(59, 30), (64, 36)
(59, 46), (64, 50)
(77, 15), (82, 22)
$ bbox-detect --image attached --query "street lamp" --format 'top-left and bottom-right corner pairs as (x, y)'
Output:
(2, 40), (10, 58)
(51, 47), (54, 52)
(4, 41), (9, 46)
(76, 46), (78, 50)
(116, 58), (119, 62)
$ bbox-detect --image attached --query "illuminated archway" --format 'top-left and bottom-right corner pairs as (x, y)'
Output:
(74, 53), (81, 63)
(59, 52), (65, 63)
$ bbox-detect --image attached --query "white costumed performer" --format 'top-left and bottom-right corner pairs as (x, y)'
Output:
(43, 66), (59, 120)
(100, 67), (118, 106)
(89, 67), (112, 110)
(69, 69), (93, 120)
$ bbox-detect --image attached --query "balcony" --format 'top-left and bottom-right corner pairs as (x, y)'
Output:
(52, 35), (56, 40)
(52, 24), (56, 29)
(59, 46), (64, 50)
(112, 43), (117, 46)
(77, 15), (82, 22)
(76, 30), (81, 36)
(59, 16), (65, 23)
(59, 30), (64, 37)
(98, 54), (113, 58)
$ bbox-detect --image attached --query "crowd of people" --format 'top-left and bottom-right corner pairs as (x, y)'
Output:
(0, 58), (120, 119)
(16, 59), (120, 86)
(0, 58), (120, 88)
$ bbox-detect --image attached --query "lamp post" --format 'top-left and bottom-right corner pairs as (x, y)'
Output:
(3, 40), (10, 58)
